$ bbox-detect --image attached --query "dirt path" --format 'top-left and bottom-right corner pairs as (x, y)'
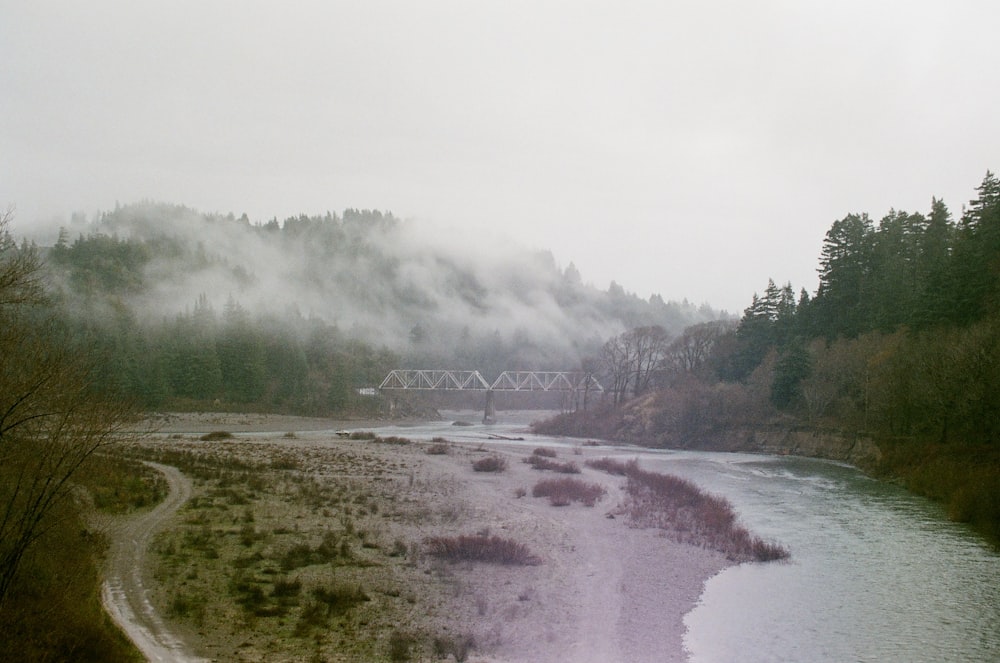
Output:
(101, 462), (205, 663)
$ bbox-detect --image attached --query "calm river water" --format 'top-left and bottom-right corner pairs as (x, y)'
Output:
(366, 411), (1000, 663)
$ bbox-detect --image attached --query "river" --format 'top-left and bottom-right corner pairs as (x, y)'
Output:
(371, 411), (1000, 663)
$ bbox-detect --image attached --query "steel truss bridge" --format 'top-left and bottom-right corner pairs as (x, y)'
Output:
(378, 370), (603, 423)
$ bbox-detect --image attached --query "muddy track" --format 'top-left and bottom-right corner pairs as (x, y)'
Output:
(101, 462), (204, 663)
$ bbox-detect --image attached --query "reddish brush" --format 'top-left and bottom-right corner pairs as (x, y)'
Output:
(588, 458), (790, 563)
(424, 534), (541, 565)
(531, 477), (606, 507)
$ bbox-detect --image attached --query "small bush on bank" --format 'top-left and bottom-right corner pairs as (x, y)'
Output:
(389, 630), (416, 662)
(200, 430), (234, 441)
(426, 442), (450, 455)
(593, 459), (791, 563)
(524, 455), (581, 473)
(348, 431), (377, 440)
(433, 634), (476, 662)
(532, 447), (557, 458)
(472, 456), (507, 472)
(424, 534), (541, 565)
(374, 435), (411, 445)
(531, 477), (606, 506)
(585, 457), (638, 476)
(311, 583), (369, 616)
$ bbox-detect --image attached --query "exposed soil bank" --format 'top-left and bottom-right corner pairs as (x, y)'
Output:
(680, 428), (883, 467)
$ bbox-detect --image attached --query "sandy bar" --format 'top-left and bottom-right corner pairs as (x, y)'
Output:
(126, 412), (731, 662)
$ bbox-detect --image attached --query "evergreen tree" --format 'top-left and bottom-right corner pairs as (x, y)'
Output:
(770, 340), (811, 410)
(914, 198), (956, 328)
(814, 213), (875, 337)
(952, 172), (1000, 322)
(869, 209), (923, 331)
(217, 297), (266, 403)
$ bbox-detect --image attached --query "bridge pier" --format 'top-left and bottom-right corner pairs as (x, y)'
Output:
(483, 390), (496, 425)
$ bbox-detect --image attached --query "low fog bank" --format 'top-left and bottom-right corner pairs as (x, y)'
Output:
(37, 202), (725, 369)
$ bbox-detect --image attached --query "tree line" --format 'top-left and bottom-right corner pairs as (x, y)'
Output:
(36, 203), (722, 414)
(568, 172), (999, 544)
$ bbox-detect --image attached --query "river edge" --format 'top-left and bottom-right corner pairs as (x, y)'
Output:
(113, 411), (735, 662)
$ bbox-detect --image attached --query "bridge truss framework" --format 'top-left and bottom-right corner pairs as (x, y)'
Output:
(378, 369), (603, 393)
(378, 369), (603, 424)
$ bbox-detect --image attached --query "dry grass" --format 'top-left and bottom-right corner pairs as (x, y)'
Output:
(531, 477), (606, 507)
(584, 457), (637, 476)
(588, 458), (790, 562)
(424, 534), (541, 565)
(472, 456), (508, 472)
(131, 437), (485, 662)
(523, 455), (581, 473)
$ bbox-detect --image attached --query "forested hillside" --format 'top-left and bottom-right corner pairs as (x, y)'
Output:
(38, 203), (722, 414)
(537, 172), (1000, 544)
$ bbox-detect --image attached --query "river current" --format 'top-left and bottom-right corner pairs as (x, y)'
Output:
(364, 411), (1000, 663)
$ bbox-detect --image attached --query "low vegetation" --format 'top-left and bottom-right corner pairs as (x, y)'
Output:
(424, 534), (541, 566)
(523, 455), (581, 473)
(199, 431), (234, 441)
(122, 435), (531, 661)
(531, 477), (606, 507)
(588, 458), (789, 562)
(472, 456), (508, 472)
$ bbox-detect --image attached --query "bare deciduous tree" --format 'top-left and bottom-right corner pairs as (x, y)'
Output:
(600, 326), (671, 406)
(0, 211), (138, 609)
(663, 320), (734, 381)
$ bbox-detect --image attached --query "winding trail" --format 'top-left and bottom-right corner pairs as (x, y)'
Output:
(101, 462), (204, 663)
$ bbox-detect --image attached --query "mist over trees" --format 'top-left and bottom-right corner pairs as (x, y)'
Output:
(35, 203), (723, 414)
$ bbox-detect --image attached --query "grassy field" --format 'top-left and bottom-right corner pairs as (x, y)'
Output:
(126, 435), (507, 662)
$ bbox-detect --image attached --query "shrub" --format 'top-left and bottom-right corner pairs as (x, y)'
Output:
(310, 583), (369, 616)
(78, 454), (169, 512)
(426, 443), (450, 455)
(524, 456), (581, 473)
(293, 599), (328, 636)
(472, 456), (507, 472)
(532, 447), (557, 458)
(434, 634), (475, 662)
(271, 577), (302, 598)
(585, 457), (638, 476)
(531, 478), (606, 507)
(616, 462), (790, 563)
(424, 534), (541, 565)
(280, 543), (317, 571)
(200, 431), (234, 441)
(388, 630), (416, 662)
(348, 431), (377, 440)
(374, 435), (411, 445)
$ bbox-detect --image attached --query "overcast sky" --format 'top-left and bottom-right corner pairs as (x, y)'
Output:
(2, 1), (998, 313)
